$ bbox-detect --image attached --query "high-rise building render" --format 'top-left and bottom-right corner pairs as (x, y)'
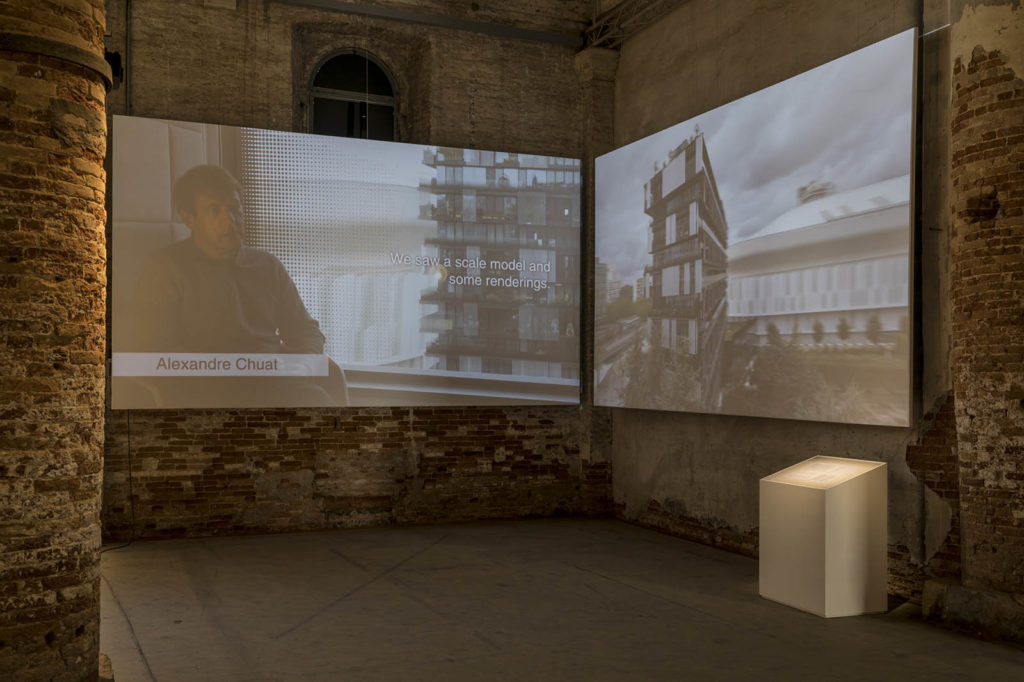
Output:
(420, 147), (581, 380)
(606, 263), (622, 302)
(643, 131), (728, 410)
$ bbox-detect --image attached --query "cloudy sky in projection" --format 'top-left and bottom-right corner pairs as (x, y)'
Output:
(595, 29), (915, 286)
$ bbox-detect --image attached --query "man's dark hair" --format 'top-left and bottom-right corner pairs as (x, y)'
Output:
(172, 165), (242, 216)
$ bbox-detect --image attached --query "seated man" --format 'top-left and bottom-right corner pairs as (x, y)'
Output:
(127, 164), (341, 407)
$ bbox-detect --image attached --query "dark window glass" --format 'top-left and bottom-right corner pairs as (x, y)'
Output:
(311, 52), (396, 141)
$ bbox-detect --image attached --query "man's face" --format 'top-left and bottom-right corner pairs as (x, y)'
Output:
(182, 188), (243, 261)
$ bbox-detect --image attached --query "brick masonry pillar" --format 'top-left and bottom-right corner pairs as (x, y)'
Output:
(0, 1), (109, 680)
(575, 47), (618, 407)
(949, 1), (1024, 598)
(574, 47), (618, 509)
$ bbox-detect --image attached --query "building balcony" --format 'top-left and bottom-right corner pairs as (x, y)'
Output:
(651, 238), (701, 268)
(421, 311), (453, 333)
(420, 288), (578, 307)
(426, 337), (578, 364)
(423, 236), (580, 255)
(651, 293), (700, 318)
(422, 149), (580, 171)
(420, 180), (580, 195)
(420, 205), (520, 223)
(340, 364), (578, 405)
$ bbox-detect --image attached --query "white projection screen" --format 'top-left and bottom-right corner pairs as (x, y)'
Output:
(110, 116), (581, 409)
(594, 29), (916, 426)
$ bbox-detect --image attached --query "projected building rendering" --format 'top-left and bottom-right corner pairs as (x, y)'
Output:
(420, 148), (581, 381)
(594, 29), (914, 426)
(643, 131), (728, 412)
(727, 175), (911, 349)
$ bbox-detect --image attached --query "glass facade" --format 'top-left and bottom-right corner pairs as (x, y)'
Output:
(421, 148), (582, 380)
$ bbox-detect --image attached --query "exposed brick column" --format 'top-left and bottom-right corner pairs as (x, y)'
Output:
(949, 0), (1024, 601)
(575, 47), (618, 407)
(574, 47), (618, 510)
(0, 1), (108, 680)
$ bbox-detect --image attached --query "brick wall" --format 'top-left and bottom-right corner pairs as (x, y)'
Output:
(0, 1), (108, 680)
(101, 0), (612, 542)
(104, 406), (611, 540)
(890, 393), (961, 599)
(950, 43), (1024, 595)
(632, 500), (759, 557)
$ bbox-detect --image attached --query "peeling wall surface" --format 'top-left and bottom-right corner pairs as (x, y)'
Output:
(949, 0), (1024, 596)
(610, 0), (959, 592)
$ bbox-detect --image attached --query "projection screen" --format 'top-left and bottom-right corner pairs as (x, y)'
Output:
(110, 116), (581, 409)
(594, 29), (916, 427)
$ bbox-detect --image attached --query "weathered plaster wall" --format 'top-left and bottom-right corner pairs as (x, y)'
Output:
(916, 0), (1024, 638)
(948, 0), (1024, 598)
(101, 0), (613, 541)
(610, 0), (957, 594)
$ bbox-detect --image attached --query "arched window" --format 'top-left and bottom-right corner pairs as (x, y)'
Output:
(310, 51), (396, 141)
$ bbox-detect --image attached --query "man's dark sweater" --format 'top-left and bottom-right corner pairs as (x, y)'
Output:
(130, 237), (324, 354)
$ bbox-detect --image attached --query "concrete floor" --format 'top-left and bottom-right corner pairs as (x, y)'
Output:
(101, 519), (1024, 682)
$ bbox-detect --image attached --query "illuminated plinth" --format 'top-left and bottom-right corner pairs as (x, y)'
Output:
(759, 456), (887, 617)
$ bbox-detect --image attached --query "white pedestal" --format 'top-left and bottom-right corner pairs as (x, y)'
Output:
(759, 456), (887, 618)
